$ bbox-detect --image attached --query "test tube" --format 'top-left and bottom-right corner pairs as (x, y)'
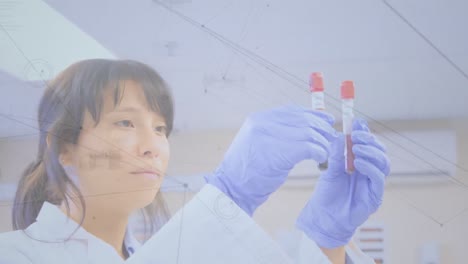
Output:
(309, 72), (328, 171)
(341, 80), (355, 174)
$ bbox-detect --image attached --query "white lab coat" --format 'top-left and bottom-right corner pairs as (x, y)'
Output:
(0, 184), (375, 263)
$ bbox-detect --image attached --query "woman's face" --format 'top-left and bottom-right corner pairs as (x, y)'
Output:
(62, 80), (170, 212)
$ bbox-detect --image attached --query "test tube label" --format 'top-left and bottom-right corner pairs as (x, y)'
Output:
(342, 99), (355, 173)
(311, 92), (325, 110)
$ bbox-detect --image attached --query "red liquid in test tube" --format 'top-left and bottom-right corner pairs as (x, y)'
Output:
(341, 81), (355, 174)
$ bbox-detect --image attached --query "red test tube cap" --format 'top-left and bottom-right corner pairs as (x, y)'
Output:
(341, 80), (355, 99)
(309, 72), (324, 92)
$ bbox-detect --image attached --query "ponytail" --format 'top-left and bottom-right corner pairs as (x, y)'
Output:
(12, 158), (49, 230)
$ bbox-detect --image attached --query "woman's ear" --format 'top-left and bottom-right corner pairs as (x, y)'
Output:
(46, 133), (52, 148)
(60, 143), (80, 185)
(59, 144), (76, 167)
(48, 133), (73, 166)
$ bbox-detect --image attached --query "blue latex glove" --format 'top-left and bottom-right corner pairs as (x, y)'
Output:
(296, 118), (390, 248)
(205, 104), (338, 216)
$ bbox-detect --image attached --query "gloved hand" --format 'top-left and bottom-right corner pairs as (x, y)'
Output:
(296, 118), (390, 248)
(205, 104), (338, 216)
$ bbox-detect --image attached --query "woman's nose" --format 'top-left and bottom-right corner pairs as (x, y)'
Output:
(138, 130), (161, 159)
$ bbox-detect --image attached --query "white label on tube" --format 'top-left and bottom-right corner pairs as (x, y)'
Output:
(311, 92), (325, 110)
(342, 99), (354, 135)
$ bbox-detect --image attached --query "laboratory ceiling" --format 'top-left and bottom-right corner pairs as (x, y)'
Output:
(1, 0), (467, 138)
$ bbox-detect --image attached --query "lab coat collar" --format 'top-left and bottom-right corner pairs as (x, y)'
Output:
(30, 201), (142, 256)
(33, 201), (89, 241)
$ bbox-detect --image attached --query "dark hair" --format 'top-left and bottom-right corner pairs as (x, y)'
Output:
(12, 59), (174, 240)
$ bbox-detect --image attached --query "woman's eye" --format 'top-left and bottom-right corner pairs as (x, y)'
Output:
(115, 120), (134, 128)
(155, 126), (167, 135)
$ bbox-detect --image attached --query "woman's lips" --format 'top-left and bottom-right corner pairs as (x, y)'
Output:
(130, 170), (161, 180)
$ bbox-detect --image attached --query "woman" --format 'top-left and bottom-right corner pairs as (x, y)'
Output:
(0, 59), (389, 264)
